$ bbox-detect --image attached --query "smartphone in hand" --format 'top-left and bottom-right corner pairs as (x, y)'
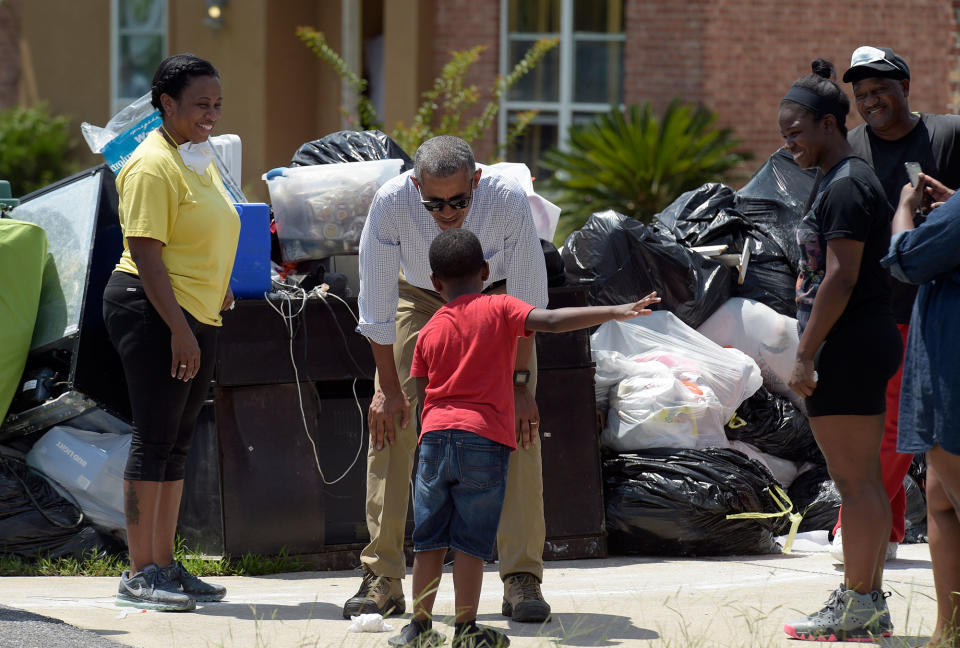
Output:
(905, 161), (922, 187)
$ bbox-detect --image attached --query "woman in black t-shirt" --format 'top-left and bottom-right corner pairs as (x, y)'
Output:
(779, 60), (903, 642)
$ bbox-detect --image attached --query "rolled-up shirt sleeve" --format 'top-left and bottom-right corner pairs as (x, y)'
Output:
(358, 188), (402, 345)
(881, 192), (960, 285)
(501, 181), (548, 309)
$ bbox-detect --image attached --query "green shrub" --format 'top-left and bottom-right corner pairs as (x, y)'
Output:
(0, 103), (75, 197)
(541, 100), (751, 245)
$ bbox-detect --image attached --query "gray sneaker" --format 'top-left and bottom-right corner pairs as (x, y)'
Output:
(874, 590), (893, 636)
(784, 584), (892, 641)
(116, 564), (196, 612)
(160, 560), (226, 602)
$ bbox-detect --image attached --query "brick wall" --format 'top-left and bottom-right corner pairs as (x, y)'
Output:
(0, 0), (20, 110)
(697, 0), (957, 170)
(950, 0), (960, 113)
(433, 0), (958, 175)
(431, 0), (501, 161)
(624, 0), (708, 114)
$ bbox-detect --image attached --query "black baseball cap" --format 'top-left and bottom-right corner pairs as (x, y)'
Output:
(842, 46), (910, 83)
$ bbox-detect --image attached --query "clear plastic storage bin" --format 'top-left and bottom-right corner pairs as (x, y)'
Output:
(263, 159), (403, 262)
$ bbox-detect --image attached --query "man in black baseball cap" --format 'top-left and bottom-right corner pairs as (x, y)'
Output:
(830, 45), (960, 569)
(842, 45), (910, 83)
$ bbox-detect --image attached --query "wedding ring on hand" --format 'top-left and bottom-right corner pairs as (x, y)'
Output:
(530, 420), (539, 427)
(179, 363), (187, 368)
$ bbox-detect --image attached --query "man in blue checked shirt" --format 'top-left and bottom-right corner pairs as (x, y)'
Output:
(346, 135), (552, 624)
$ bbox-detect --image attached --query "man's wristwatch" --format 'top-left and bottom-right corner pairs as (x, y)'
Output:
(513, 370), (531, 386)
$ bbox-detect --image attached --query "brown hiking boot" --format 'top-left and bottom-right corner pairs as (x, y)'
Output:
(342, 567), (405, 619)
(501, 572), (551, 623)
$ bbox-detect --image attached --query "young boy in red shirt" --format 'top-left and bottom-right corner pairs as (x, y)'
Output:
(390, 229), (659, 648)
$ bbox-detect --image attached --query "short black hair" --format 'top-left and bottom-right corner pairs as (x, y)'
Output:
(429, 229), (484, 281)
(414, 135), (476, 181)
(151, 53), (220, 116)
(781, 59), (851, 137)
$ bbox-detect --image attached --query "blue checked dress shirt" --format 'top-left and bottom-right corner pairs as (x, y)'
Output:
(357, 166), (549, 345)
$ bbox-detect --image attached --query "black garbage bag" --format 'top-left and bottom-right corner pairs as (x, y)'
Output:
(0, 454), (120, 559)
(725, 387), (820, 463)
(652, 171), (805, 317)
(563, 211), (732, 329)
(736, 147), (818, 230)
(604, 447), (793, 556)
(653, 183), (737, 241)
(734, 148), (819, 312)
(903, 455), (927, 543)
(903, 471), (927, 544)
(290, 129), (414, 171)
(541, 239), (566, 287)
(787, 463), (841, 533)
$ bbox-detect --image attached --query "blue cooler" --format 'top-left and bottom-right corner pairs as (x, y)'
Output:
(230, 203), (271, 298)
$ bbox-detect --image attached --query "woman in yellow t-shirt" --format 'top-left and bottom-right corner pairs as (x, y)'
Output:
(102, 53), (239, 612)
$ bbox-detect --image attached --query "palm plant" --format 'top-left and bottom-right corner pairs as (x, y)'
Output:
(541, 100), (751, 245)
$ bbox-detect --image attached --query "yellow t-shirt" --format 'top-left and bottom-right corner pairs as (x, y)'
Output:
(115, 130), (240, 326)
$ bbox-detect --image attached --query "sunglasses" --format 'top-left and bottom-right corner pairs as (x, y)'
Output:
(418, 186), (473, 212)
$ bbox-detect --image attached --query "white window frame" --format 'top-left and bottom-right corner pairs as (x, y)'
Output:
(110, 0), (168, 116)
(498, 0), (625, 152)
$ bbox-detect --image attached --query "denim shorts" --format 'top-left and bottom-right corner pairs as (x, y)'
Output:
(412, 430), (511, 560)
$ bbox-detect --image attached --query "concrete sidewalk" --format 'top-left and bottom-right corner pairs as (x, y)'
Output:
(0, 542), (936, 648)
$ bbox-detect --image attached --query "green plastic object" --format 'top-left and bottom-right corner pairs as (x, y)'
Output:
(0, 180), (19, 210)
(0, 219), (47, 422)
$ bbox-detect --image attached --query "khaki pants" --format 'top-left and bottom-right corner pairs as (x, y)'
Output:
(360, 278), (545, 581)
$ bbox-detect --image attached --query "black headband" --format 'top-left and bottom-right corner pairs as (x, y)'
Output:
(783, 86), (846, 126)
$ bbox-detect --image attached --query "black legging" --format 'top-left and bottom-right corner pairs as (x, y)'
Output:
(102, 271), (217, 481)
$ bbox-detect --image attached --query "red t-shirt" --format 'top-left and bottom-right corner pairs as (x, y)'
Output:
(410, 293), (535, 449)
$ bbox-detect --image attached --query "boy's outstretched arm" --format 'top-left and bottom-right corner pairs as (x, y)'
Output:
(525, 292), (660, 333)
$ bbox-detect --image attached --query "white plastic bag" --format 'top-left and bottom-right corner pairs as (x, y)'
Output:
(346, 613), (393, 633)
(81, 93), (156, 154)
(487, 162), (561, 241)
(696, 297), (802, 408)
(263, 159), (403, 261)
(26, 426), (130, 533)
(728, 440), (800, 488)
(592, 311), (762, 452)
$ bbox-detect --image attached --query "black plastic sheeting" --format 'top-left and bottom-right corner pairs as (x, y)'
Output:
(0, 454), (121, 559)
(290, 129), (414, 171)
(562, 211), (732, 329)
(604, 447), (792, 556)
(725, 387), (821, 463)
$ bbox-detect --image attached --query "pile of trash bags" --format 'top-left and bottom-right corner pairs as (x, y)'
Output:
(568, 149), (925, 554)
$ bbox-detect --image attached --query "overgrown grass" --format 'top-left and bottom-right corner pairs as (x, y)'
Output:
(0, 536), (307, 577)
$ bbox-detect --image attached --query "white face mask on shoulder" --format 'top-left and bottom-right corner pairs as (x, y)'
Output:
(178, 140), (214, 175)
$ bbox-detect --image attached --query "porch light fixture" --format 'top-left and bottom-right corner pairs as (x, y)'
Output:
(205, 0), (227, 29)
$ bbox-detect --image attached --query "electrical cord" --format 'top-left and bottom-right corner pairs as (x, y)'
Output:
(264, 280), (367, 485)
